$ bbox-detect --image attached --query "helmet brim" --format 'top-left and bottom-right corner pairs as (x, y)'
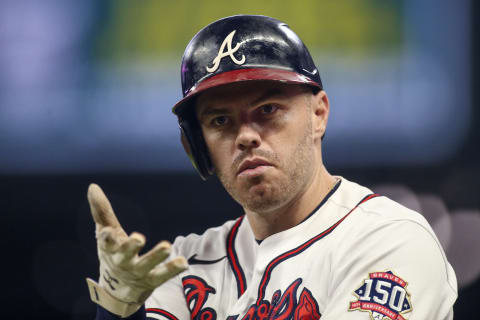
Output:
(172, 68), (322, 116)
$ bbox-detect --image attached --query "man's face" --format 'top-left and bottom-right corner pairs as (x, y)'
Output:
(196, 81), (323, 214)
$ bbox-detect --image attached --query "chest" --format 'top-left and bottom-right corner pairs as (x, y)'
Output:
(182, 244), (332, 320)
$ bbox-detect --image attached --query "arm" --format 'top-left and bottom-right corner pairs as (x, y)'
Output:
(86, 184), (188, 318)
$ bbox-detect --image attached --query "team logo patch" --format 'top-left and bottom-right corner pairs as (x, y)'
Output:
(206, 30), (246, 73)
(348, 271), (412, 320)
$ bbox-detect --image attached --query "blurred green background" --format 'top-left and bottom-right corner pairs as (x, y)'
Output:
(95, 0), (403, 60)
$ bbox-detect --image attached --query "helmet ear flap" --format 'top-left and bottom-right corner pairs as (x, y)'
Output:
(178, 115), (213, 180)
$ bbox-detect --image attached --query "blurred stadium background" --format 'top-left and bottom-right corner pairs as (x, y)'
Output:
(1, 0), (478, 318)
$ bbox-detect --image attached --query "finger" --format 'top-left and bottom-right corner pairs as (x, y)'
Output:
(135, 241), (171, 274)
(147, 256), (188, 287)
(113, 232), (146, 266)
(87, 184), (124, 232)
(98, 226), (120, 252)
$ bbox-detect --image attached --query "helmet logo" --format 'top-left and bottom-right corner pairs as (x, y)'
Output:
(206, 30), (246, 73)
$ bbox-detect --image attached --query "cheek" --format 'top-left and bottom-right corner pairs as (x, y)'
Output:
(268, 117), (306, 150)
(205, 135), (232, 172)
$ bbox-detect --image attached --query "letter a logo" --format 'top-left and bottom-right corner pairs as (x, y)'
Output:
(206, 30), (246, 73)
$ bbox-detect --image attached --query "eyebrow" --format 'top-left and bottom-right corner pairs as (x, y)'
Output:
(198, 87), (291, 119)
(249, 88), (290, 107)
(198, 107), (230, 120)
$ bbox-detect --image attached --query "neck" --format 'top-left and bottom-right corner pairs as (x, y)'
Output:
(245, 164), (337, 240)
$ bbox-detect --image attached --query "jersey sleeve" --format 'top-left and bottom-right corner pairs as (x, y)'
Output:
(321, 215), (457, 320)
(144, 235), (191, 320)
(144, 274), (190, 320)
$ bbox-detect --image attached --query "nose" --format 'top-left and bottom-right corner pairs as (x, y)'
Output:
(235, 123), (261, 151)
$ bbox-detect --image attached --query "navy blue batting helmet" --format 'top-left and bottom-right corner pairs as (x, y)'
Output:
(173, 15), (323, 180)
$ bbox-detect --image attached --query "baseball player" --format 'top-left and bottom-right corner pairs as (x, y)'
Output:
(86, 15), (457, 320)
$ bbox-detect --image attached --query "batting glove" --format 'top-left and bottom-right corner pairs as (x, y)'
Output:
(86, 184), (188, 318)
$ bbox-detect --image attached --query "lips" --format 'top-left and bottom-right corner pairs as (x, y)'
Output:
(237, 158), (273, 176)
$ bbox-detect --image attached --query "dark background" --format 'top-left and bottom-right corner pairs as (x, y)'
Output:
(1, 2), (479, 320)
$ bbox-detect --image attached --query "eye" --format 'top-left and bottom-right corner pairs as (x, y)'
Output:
(211, 115), (228, 127)
(259, 104), (278, 115)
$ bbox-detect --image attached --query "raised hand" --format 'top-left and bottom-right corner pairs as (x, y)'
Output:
(86, 184), (188, 317)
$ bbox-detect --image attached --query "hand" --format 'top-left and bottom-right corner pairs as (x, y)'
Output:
(85, 184), (188, 317)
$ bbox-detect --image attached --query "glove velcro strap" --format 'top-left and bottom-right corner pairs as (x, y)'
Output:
(86, 278), (142, 318)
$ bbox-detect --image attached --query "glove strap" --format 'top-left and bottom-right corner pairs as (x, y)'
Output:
(86, 278), (142, 318)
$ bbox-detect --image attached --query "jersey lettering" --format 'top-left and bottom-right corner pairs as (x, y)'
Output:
(230, 279), (321, 320)
(182, 275), (217, 320)
(294, 288), (322, 320)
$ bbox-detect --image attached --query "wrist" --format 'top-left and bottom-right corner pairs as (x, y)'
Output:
(87, 278), (143, 318)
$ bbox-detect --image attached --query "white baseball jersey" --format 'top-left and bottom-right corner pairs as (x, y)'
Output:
(144, 177), (457, 320)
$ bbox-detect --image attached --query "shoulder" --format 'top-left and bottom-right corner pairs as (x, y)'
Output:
(170, 218), (239, 259)
(329, 179), (457, 296)
(359, 193), (431, 227)
(352, 190), (437, 244)
(351, 195), (445, 266)
(334, 178), (440, 256)
(332, 177), (435, 236)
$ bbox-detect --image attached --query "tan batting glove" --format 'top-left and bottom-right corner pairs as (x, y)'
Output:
(85, 184), (188, 318)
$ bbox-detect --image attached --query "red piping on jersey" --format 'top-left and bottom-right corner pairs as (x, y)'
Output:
(255, 193), (380, 305)
(227, 215), (248, 297)
(146, 308), (179, 320)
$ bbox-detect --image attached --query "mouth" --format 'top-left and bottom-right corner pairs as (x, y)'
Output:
(237, 158), (274, 177)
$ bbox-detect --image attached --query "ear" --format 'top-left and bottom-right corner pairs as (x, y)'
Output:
(311, 90), (330, 141)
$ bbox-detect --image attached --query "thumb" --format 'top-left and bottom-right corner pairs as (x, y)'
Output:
(87, 183), (123, 232)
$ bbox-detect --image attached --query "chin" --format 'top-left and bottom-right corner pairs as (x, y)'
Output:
(222, 172), (289, 213)
(240, 184), (287, 213)
(243, 196), (286, 214)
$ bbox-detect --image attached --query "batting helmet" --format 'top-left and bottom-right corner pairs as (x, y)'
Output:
(172, 15), (323, 180)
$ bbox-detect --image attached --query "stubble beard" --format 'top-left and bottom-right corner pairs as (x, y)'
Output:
(217, 118), (315, 215)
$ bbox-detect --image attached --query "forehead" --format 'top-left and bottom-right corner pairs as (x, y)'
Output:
(195, 81), (308, 115)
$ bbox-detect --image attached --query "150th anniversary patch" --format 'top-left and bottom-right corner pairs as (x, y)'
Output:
(348, 271), (412, 320)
